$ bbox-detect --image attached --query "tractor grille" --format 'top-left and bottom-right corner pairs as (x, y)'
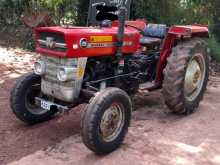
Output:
(38, 32), (67, 52)
(43, 56), (59, 82)
(40, 56), (87, 102)
(42, 56), (77, 86)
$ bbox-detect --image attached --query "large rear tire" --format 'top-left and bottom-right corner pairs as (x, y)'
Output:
(81, 88), (132, 154)
(10, 73), (57, 124)
(163, 38), (209, 115)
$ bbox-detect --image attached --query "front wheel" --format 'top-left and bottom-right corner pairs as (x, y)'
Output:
(10, 73), (57, 124)
(81, 88), (132, 154)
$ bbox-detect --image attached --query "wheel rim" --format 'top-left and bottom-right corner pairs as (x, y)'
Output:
(184, 53), (206, 101)
(25, 84), (47, 115)
(99, 103), (125, 142)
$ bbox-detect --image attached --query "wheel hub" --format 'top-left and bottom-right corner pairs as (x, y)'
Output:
(25, 84), (48, 115)
(100, 103), (124, 142)
(193, 70), (201, 84)
(184, 54), (206, 101)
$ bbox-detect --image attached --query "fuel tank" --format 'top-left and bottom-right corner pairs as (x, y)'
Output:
(35, 26), (141, 58)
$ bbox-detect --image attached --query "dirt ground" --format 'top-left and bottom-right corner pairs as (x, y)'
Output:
(0, 45), (220, 165)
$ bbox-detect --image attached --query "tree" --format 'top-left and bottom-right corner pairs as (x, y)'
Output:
(76, 0), (89, 25)
(211, 0), (220, 41)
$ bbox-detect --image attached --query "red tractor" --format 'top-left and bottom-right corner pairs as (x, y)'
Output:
(11, 0), (209, 154)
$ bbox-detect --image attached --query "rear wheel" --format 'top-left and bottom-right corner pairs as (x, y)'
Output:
(10, 73), (57, 124)
(81, 88), (132, 154)
(163, 38), (209, 115)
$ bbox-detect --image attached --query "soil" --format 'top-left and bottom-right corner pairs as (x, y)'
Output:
(0, 46), (220, 165)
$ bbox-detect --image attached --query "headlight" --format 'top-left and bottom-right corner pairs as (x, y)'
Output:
(57, 67), (78, 82)
(34, 60), (46, 75)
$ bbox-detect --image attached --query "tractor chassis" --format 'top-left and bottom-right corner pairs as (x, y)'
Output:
(34, 70), (148, 115)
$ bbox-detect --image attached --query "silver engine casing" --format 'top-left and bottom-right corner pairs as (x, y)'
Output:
(40, 56), (87, 102)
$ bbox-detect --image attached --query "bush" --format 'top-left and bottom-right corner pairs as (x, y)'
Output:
(208, 36), (220, 62)
(0, 0), (79, 26)
(0, 0), (28, 25)
(25, 35), (35, 51)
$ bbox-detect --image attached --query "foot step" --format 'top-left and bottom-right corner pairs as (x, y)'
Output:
(139, 82), (155, 90)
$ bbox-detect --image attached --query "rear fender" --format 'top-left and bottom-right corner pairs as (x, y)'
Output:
(168, 25), (209, 38)
(155, 25), (209, 87)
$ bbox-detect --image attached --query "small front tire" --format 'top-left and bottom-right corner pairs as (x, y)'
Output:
(81, 88), (132, 154)
(10, 73), (57, 124)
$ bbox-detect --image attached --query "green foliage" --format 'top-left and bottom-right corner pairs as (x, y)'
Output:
(25, 39), (35, 51)
(130, 0), (212, 25)
(0, 0), (218, 27)
(208, 36), (220, 62)
(0, 0), (29, 25)
(0, 0), (220, 54)
(0, 0), (79, 25)
(76, 0), (89, 25)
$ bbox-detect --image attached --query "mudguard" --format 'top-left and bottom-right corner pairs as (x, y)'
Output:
(155, 25), (209, 86)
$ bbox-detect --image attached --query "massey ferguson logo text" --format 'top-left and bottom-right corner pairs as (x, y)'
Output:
(46, 37), (55, 49)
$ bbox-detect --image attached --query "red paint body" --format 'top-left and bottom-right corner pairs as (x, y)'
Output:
(35, 21), (209, 87)
(35, 26), (140, 58)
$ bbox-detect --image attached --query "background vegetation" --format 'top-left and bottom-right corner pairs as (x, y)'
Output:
(0, 0), (219, 61)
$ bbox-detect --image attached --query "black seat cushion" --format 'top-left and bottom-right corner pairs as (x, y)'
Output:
(143, 24), (167, 38)
(140, 37), (162, 45)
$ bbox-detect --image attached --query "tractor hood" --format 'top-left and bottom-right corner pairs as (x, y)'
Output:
(35, 26), (140, 58)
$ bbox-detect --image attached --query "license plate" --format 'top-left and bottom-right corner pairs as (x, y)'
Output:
(41, 100), (52, 111)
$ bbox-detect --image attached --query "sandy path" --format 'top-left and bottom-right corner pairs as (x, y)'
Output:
(1, 46), (220, 165)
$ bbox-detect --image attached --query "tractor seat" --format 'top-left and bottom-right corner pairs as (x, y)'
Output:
(140, 24), (167, 45)
(143, 24), (167, 38)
